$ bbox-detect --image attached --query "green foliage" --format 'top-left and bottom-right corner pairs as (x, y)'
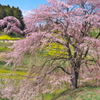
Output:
(12, 7), (25, 30)
(0, 8), (6, 19)
(4, 5), (13, 16)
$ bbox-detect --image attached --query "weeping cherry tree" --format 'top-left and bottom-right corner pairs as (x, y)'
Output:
(2, 0), (100, 99)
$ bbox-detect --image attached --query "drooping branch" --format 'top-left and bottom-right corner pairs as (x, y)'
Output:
(57, 66), (71, 75)
(46, 66), (71, 75)
(37, 66), (71, 81)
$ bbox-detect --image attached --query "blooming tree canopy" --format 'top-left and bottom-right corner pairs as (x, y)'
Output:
(3, 0), (100, 99)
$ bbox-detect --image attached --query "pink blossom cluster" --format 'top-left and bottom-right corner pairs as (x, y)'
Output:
(0, 16), (24, 35)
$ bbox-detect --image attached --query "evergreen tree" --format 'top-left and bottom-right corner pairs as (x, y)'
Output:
(0, 5), (6, 19)
(12, 7), (25, 30)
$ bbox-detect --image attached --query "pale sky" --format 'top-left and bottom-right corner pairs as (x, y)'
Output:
(0, 0), (48, 16)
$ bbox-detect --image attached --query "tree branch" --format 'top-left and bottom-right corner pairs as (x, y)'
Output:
(57, 66), (71, 75)
(37, 66), (71, 80)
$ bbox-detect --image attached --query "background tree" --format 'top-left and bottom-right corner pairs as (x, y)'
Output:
(0, 16), (25, 35)
(0, 4), (25, 32)
(3, 0), (100, 99)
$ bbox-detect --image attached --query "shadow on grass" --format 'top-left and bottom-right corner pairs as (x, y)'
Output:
(51, 86), (100, 100)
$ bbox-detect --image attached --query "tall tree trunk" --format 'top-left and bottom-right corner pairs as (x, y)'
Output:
(70, 61), (80, 89)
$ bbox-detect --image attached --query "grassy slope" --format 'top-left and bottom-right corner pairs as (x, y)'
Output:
(43, 86), (100, 100)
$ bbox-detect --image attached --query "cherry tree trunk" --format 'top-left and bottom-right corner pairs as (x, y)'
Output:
(70, 61), (80, 89)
